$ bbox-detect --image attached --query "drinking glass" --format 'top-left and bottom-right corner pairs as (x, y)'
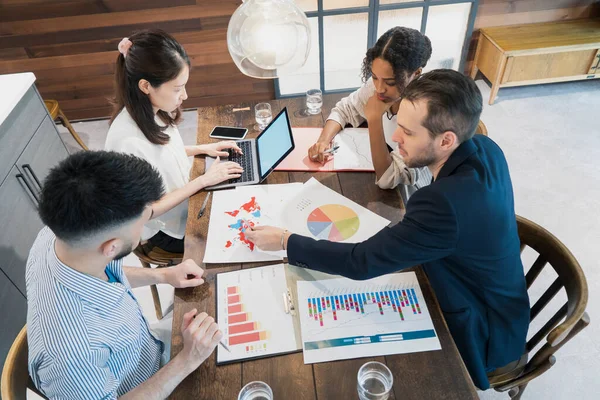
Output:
(255, 103), (273, 130)
(357, 361), (393, 400)
(238, 381), (273, 400)
(306, 89), (323, 115)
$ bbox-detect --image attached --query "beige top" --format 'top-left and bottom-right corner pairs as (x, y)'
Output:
(326, 78), (432, 189)
(105, 108), (192, 240)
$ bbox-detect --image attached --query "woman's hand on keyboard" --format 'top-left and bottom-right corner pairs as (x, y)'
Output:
(197, 141), (243, 157)
(201, 156), (243, 186)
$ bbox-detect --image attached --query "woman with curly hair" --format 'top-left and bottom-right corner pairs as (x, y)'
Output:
(308, 27), (432, 190)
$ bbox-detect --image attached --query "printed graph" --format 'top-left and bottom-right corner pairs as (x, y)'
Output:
(226, 286), (271, 348)
(307, 288), (422, 327)
(297, 273), (441, 364)
(307, 204), (360, 241)
(217, 265), (299, 364)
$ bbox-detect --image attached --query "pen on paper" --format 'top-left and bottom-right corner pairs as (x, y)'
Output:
(323, 145), (340, 154)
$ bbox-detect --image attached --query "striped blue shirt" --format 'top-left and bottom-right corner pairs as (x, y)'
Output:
(26, 228), (163, 399)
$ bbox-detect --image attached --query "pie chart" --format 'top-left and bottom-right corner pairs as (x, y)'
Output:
(307, 204), (360, 242)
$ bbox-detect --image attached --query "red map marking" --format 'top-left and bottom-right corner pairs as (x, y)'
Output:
(224, 197), (261, 251)
(240, 197), (260, 213)
(239, 231), (255, 251)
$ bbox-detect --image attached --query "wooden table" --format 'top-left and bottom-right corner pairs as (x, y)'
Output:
(471, 18), (600, 105)
(170, 94), (478, 399)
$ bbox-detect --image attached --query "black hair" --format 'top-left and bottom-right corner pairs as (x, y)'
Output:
(110, 29), (190, 145)
(401, 69), (483, 143)
(361, 26), (432, 91)
(38, 151), (165, 244)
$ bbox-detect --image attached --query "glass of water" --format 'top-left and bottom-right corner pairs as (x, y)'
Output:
(357, 361), (393, 400)
(306, 88), (323, 115)
(255, 103), (272, 131)
(238, 381), (273, 400)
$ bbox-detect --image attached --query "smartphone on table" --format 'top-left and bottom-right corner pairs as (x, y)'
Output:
(209, 126), (248, 140)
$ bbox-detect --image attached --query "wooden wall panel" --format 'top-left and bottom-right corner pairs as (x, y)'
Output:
(466, 0), (600, 74)
(0, 0), (275, 121)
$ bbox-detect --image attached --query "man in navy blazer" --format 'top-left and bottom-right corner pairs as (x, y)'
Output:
(246, 69), (530, 390)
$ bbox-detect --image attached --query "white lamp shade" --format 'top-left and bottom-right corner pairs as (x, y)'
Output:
(227, 0), (311, 79)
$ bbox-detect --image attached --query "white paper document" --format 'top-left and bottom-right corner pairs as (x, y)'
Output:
(297, 272), (442, 364)
(216, 264), (300, 364)
(333, 128), (374, 171)
(280, 177), (390, 243)
(203, 183), (303, 263)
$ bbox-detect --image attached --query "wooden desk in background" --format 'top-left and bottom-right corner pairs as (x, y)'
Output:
(471, 19), (600, 105)
(169, 94), (478, 399)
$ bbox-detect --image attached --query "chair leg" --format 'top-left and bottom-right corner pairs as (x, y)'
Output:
(509, 383), (528, 399)
(140, 260), (163, 320)
(57, 110), (88, 150)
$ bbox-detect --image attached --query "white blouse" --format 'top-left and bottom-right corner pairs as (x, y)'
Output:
(105, 108), (192, 240)
(326, 78), (432, 190)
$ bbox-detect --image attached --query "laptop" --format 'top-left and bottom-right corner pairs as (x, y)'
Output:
(204, 107), (295, 190)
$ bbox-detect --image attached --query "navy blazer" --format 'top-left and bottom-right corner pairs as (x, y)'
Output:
(287, 135), (530, 390)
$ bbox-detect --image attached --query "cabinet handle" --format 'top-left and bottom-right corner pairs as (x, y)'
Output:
(16, 173), (40, 206)
(22, 164), (42, 192)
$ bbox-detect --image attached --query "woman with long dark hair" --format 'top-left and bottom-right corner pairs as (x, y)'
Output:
(105, 29), (243, 253)
(309, 27), (433, 190)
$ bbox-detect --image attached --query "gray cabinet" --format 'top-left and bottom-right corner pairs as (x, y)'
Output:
(0, 165), (44, 295)
(0, 85), (69, 371)
(0, 269), (27, 368)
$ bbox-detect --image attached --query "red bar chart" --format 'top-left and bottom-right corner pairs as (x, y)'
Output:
(226, 285), (271, 347)
(216, 265), (299, 364)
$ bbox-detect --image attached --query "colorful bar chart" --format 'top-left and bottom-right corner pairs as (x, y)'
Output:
(227, 285), (271, 347)
(305, 287), (423, 326)
(297, 273), (441, 365)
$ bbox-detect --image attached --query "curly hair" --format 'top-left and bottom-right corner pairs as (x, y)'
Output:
(361, 27), (432, 92)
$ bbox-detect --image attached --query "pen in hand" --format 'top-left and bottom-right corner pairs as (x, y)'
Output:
(323, 145), (339, 154)
(191, 312), (231, 352)
(219, 340), (231, 352)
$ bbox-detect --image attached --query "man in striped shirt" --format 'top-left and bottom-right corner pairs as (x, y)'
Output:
(26, 151), (222, 399)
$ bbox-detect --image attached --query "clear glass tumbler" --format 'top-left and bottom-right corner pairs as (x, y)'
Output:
(238, 381), (273, 400)
(306, 89), (323, 115)
(255, 103), (273, 131)
(357, 361), (393, 400)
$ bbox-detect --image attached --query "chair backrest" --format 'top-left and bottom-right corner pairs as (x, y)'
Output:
(133, 244), (182, 266)
(1, 326), (47, 400)
(494, 216), (590, 391)
(476, 120), (488, 136)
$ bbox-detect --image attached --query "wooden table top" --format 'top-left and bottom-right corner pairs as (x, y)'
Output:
(169, 94), (478, 399)
(481, 18), (600, 52)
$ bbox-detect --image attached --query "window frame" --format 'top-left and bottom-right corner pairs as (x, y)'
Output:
(274, 0), (480, 97)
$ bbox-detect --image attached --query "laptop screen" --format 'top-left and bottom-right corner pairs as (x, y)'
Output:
(256, 107), (295, 180)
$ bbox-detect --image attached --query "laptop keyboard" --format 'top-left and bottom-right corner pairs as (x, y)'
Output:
(227, 141), (255, 184)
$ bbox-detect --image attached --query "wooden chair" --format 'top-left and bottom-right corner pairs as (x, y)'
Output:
(133, 244), (183, 320)
(476, 119), (488, 136)
(1, 326), (47, 400)
(44, 100), (88, 150)
(487, 215), (590, 399)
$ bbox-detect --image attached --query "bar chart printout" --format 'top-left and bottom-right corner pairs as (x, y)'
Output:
(297, 272), (441, 364)
(216, 264), (299, 363)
